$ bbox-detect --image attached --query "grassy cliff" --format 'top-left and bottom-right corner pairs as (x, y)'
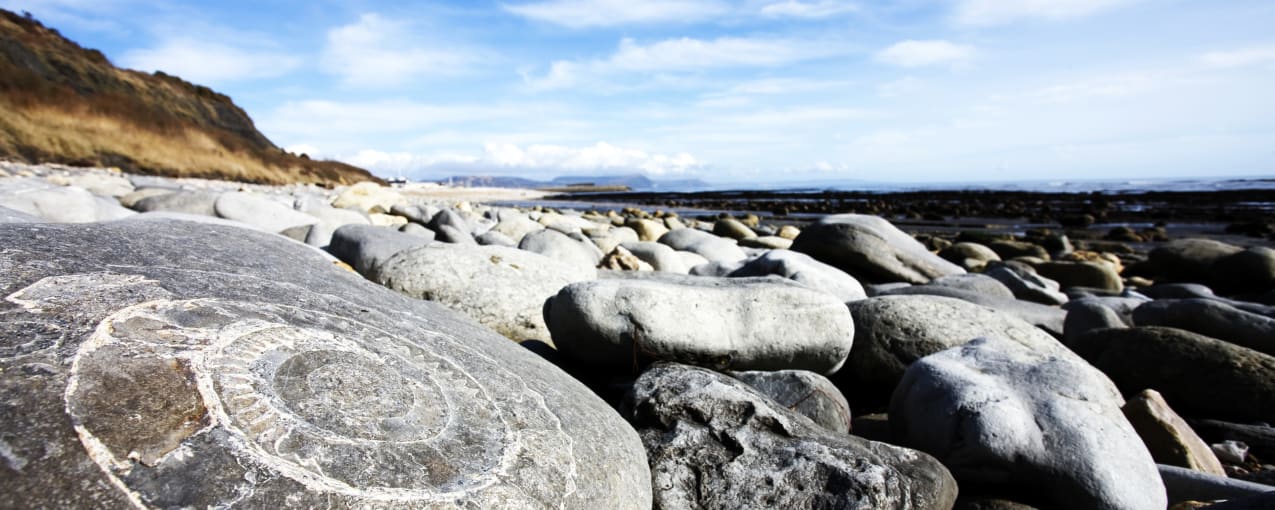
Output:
(0, 10), (380, 186)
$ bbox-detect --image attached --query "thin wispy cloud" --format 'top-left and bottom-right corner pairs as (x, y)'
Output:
(875, 40), (974, 68)
(526, 36), (852, 90)
(1199, 45), (1275, 69)
(759, 0), (858, 19)
(502, 0), (729, 28)
(953, 0), (1134, 26)
(321, 13), (473, 88)
(121, 38), (300, 84)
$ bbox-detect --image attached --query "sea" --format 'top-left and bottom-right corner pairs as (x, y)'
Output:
(635, 176), (1275, 194)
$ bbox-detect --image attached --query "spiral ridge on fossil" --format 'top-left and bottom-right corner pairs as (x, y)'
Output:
(61, 293), (572, 504)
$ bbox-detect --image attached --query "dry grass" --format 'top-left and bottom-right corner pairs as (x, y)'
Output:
(0, 9), (380, 187)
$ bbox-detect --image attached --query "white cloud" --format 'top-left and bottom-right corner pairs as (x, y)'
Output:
(1200, 46), (1275, 69)
(760, 0), (858, 19)
(525, 36), (850, 90)
(120, 38), (300, 84)
(875, 40), (974, 68)
(321, 14), (471, 88)
(953, 0), (1133, 26)
(343, 142), (706, 179)
(1032, 73), (1154, 102)
(502, 0), (728, 28)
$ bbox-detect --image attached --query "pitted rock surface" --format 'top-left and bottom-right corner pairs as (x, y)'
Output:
(622, 363), (958, 510)
(0, 220), (650, 509)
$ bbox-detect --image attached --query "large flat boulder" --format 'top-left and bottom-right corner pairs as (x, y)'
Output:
(546, 276), (854, 374)
(0, 220), (650, 509)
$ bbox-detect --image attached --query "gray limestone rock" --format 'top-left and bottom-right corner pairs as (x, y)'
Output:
(1063, 300), (1129, 343)
(731, 369), (852, 433)
(0, 184), (135, 222)
(476, 230), (518, 247)
(327, 224), (432, 281)
(985, 264), (1069, 305)
(939, 242), (1002, 271)
(622, 363), (958, 510)
(0, 204), (41, 223)
(433, 223), (477, 244)
(712, 217), (756, 240)
(132, 190), (222, 216)
(891, 337), (1165, 510)
(727, 249), (867, 303)
(1158, 464), (1275, 505)
(519, 229), (604, 271)
(657, 228), (747, 264)
(791, 214), (965, 284)
(546, 276), (854, 374)
(841, 295), (1069, 409)
(1133, 299), (1275, 356)
(877, 285), (1066, 337)
(301, 206), (371, 248)
(1034, 260), (1124, 293)
(620, 241), (691, 273)
(214, 192), (318, 234)
(490, 213), (544, 244)
(427, 208), (472, 235)
(379, 243), (596, 341)
(1069, 326), (1275, 424)
(0, 220), (651, 509)
(926, 274), (1016, 299)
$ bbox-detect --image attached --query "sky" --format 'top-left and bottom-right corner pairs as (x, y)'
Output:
(4, 0), (1275, 184)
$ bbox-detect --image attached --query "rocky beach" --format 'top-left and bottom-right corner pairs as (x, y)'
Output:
(3, 160), (1275, 509)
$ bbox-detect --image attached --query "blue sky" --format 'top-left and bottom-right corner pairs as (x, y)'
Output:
(5, 0), (1275, 184)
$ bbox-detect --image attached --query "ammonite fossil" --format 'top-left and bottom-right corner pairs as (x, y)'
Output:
(0, 221), (651, 509)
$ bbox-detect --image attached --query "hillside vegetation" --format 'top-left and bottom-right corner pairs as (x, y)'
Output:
(0, 10), (379, 186)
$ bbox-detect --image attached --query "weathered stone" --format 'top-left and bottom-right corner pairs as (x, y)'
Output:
(1133, 299), (1275, 356)
(0, 184), (135, 222)
(658, 228), (746, 264)
(599, 246), (654, 271)
(1035, 260), (1124, 293)
(877, 285), (1066, 337)
(379, 243), (595, 341)
(1123, 389), (1227, 476)
(627, 218), (669, 242)
(892, 337), (1165, 510)
(0, 204), (41, 223)
(546, 276), (854, 374)
(330, 181), (406, 213)
(613, 241), (685, 273)
(213, 192), (318, 233)
(398, 222), (436, 239)
(389, 204), (434, 224)
(327, 224), (432, 281)
(132, 190), (221, 216)
(841, 295), (1067, 409)
(1159, 465), (1275, 506)
(45, 171), (134, 197)
(1144, 238), (1243, 284)
(791, 214), (965, 284)
(712, 217), (756, 240)
(1063, 299), (1129, 342)
(927, 274), (1017, 300)
(939, 242), (1002, 271)
(475, 230), (517, 247)
(432, 223), (477, 244)
(118, 187), (175, 208)
(777, 225), (801, 240)
(1070, 327), (1275, 423)
(1213, 247), (1275, 295)
(303, 206), (372, 248)
(731, 369), (852, 433)
(623, 364), (958, 510)
(987, 240), (1050, 261)
(738, 235), (793, 250)
(519, 229), (603, 271)
(985, 264), (1069, 305)
(0, 220), (650, 509)
(727, 249), (867, 303)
